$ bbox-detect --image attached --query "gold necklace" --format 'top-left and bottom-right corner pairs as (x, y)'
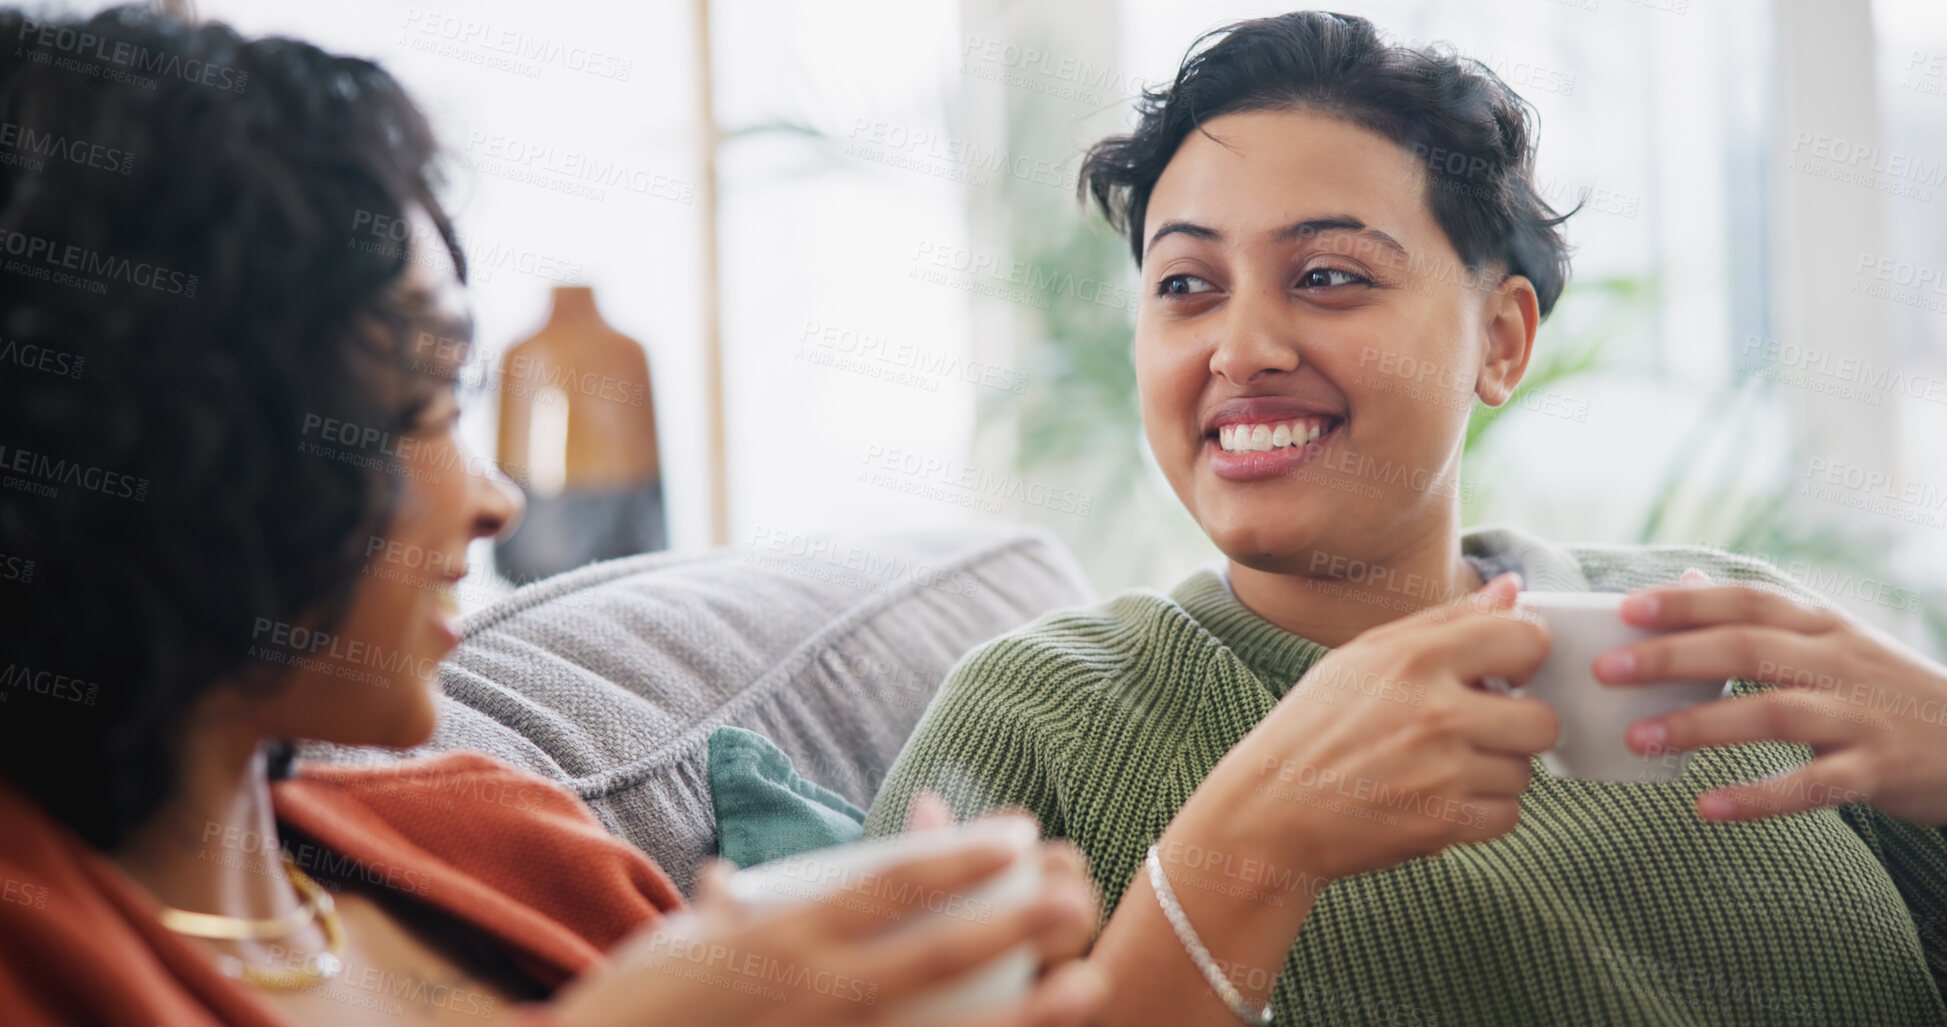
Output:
(159, 854), (347, 990)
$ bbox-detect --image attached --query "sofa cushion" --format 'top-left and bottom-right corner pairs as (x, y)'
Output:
(303, 524), (1093, 893)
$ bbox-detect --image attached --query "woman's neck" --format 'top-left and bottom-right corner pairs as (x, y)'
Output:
(546, 286), (600, 326)
(107, 723), (303, 932)
(1227, 524), (1484, 649)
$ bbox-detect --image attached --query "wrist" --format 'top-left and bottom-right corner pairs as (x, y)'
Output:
(1157, 799), (1327, 929)
(1088, 780), (1324, 1025)
(1178, 749), (1333, 894)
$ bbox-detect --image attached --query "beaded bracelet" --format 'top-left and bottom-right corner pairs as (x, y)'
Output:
(1146, 844), (1275, 1026)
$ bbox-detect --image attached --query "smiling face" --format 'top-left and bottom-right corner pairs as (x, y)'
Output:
(252, 210), (523, 750)
(1136, 107), (1538, 577)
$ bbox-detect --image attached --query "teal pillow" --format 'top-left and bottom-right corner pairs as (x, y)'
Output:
(708, 726), (866, 868)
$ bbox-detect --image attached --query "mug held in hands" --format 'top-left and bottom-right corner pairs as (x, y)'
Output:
(1485, 591), (1727, 782)
(725, 820), (1042, 1022)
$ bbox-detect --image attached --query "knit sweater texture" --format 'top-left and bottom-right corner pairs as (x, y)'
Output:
(865, 526), (1947, 1026)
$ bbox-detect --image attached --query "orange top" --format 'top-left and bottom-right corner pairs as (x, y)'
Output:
(0, 751), (684, 1026)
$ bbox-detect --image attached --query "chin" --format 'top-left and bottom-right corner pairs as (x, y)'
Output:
(381, 668), (443, 747)
(1196, 490), (1342, 573)
(345, 658), (444, 748)
(273, 662), (442, 752)
(1206, 525), (1327, 576)
(386, 715), (439, 750)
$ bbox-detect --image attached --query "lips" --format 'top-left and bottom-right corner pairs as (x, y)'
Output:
(1201, 395), (1345, 482)
(429, 572), (465, 648)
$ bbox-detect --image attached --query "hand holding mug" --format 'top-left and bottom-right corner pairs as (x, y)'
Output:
(1484, 590), (1728, 782)
(1205, 572), (1558, 884)
(1595, 568), (1947, 826)
(550, 804), (1104, 1027)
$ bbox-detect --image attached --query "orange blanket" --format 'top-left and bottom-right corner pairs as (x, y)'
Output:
(0, 751), (683, 1025)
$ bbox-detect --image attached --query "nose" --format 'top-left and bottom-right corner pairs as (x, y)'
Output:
(1209, 282), (1301, 385)
(471, 460), (525, 542)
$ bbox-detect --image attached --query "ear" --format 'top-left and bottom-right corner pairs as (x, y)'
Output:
(1475, 274), (1539, 407)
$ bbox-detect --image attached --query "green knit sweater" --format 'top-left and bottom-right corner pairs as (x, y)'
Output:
(865, 527), (1947, 1026)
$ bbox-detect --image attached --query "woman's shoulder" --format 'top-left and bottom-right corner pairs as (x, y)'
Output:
(277, 750), (625, 864)
(1563, 540), (1815, 598)
(291, 750), (582, 816)
(297, 748), (552, 784)
(277, 750), (685, 943)
(1468, 524), (1813, 598)
(953, 581), (1215, 679)
(933, 574), (1242, 731)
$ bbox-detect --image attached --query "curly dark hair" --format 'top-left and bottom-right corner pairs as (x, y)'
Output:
(1080, 10), (1574, 316)
(0, 6), (465, 849)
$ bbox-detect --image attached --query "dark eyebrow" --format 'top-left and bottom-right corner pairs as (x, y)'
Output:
(1276, 216), (1408, 257)
(1145, 219), (1220, 257)
(1145, 215), (1409, 261)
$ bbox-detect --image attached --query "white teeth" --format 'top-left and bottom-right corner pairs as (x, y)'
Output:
(1216, 418), (1335, 453)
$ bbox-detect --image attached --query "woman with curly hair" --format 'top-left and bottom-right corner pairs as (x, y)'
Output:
(870, 12), (1947, 1026)
(0, 7), (1104, 1026)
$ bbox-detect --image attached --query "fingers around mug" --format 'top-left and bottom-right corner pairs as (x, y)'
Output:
(908, 791), (955, 831)
(1038, 838), (1088, 884)
(1593, 624), (1822, 687)
(931, 959), (1109, 1027)
(1425, 605), (1550, 688)
(1473, 571), (1522, 606)
(692, 858), (732, 904)
(1410, 572), (1521, 628)
(1037, 840), (1100, 932)
(848, 888), (1075, 1006)
(1618, 583), (1837, 635)
(1454, 692), (1560, 757)
(783, 826), (1036, 940)
(1627, 689), (1871, 757)
(1693, 751), (1877, 822)
(1031, 847), (1099, 965)
(981, 805), (1051, 834)
(690, 859), (754, 920)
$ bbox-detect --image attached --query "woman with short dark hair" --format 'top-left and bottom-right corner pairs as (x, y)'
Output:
(870, 12), (1947, 1025)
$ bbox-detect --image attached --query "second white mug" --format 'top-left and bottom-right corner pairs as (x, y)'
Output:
(1489, 590), (1727, 783)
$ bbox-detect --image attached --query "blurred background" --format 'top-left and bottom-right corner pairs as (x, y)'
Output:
(84, 0), (1947, 653)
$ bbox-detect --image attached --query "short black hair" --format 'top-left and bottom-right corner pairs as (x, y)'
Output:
(1081, 10), (1573, 316)
(0, 6), (462, 849)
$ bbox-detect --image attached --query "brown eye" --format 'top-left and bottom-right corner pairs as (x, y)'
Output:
(1158, 274), (1216, 296)
(1298, 268), (1370, 289)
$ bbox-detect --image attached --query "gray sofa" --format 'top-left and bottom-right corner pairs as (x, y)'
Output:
(305, 524), (1094, 893)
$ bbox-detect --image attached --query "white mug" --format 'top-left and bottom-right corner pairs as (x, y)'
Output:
(725, 819), (1042, 1021)
(1488, 591), (1727, 782)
